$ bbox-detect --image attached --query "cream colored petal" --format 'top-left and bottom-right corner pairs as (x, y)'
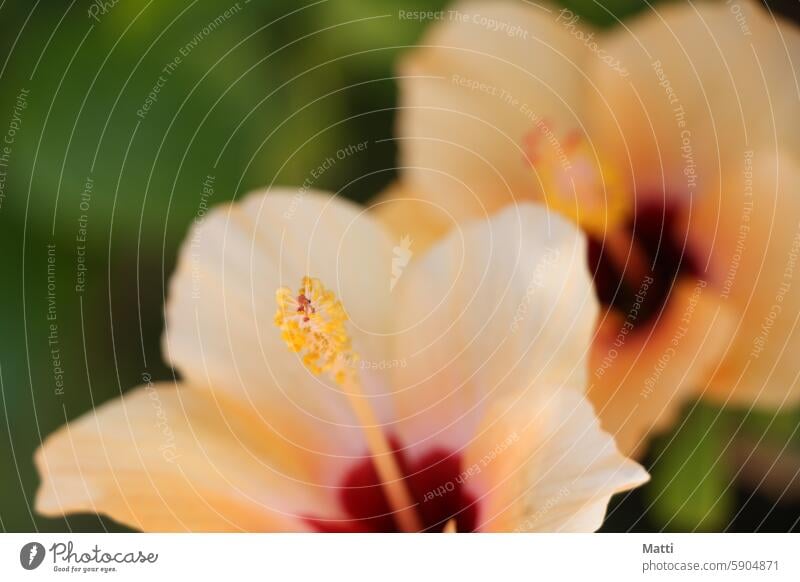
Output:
(397, 0), (594, 225)
(163, 189), (395, 455)
(390, 203), (598, 453)
(695, 152), (800, 407)
(521, 388), (648, 532)
(35, 384), (336, 531)
(587, 0), (800, 197)
(466, 388), (648, 532)
(368, 182), (455, 254)
(588, 280), (736, 457)
(460, 412), (527, 532)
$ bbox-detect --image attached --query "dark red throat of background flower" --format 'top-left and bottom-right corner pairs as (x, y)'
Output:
(588, 200), (702, 329)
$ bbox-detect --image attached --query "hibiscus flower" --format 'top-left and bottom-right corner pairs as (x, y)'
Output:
(377, 0), (800, 455)
(35, 190), (647, 531)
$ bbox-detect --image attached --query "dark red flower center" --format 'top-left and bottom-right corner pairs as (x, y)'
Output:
(306, 439), (479, 532)
(588, 199), (701, 330)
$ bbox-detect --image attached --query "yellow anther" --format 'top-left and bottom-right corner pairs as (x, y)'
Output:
(524, 127), (629, 237)
(275, 276), (355, 382)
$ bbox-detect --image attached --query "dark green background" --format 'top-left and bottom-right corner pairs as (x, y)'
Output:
(0, 0), (798, 532)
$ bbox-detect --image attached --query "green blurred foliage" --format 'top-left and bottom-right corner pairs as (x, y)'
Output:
(0, 0), (797, 533)
(556, 0), (666, 27)
(729, 406), (800, 449)
(0, 0), (448, 533)
(647, 402), (735, 531)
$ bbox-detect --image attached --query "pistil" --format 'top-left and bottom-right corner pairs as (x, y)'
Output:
(275, 277), (423, 532)
(525, 126), (630, 238)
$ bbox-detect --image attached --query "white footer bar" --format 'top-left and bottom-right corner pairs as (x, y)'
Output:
(1, 533), (796, 581)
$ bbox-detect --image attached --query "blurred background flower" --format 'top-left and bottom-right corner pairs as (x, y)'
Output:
(0, 0), (799, 533)
(380, 0), (800, 530)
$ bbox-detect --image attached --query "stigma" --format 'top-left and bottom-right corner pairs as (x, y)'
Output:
(524, 124), (630, 237)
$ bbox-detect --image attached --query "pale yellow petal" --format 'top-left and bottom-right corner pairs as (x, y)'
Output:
(696, 152), (800, 407)
(35, 385), (335, 531)
(587, 0), (800, 197)
(397, 0), (594, 224)
(368, 182), (454, 254)
(589, 280), (736, 457)
(523, 388), (648, 532)
(390, 203), (598, 452)
(468, 388), (648, 532)
(163, 189), (395, 454)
